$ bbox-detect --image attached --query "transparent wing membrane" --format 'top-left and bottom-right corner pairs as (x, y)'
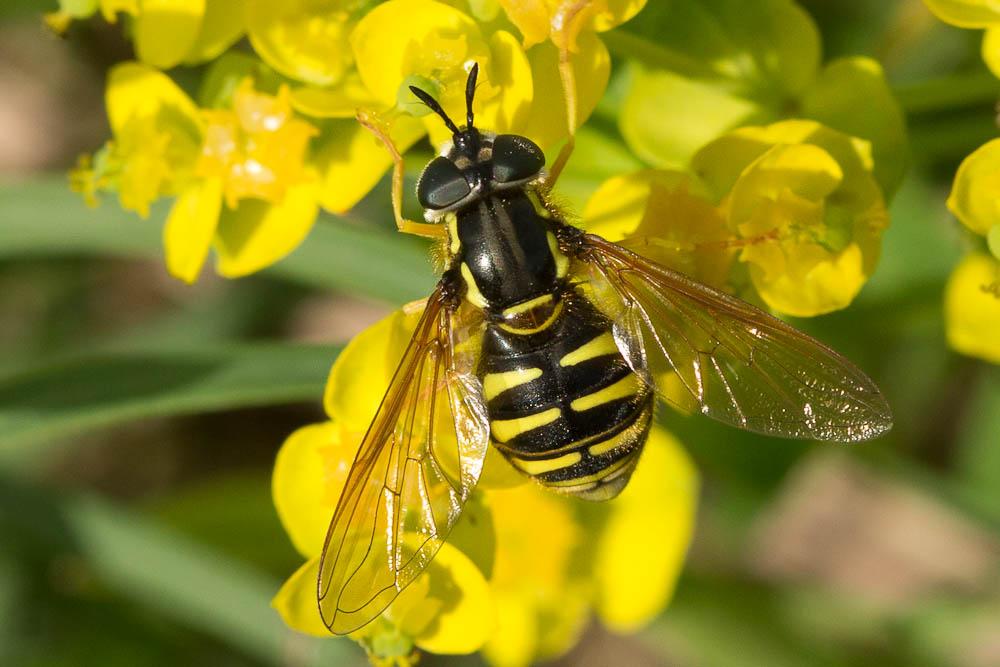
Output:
(317, 288), (489, 634)
(578, 234), (893, 442)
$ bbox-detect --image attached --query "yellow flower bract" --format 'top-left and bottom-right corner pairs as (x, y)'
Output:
(694, 120), (888, 316)
(948, 137), (1000, 237)
(945, 253), (1000, 364)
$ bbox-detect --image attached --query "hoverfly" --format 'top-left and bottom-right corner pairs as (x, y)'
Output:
(317, 63), (893, 634)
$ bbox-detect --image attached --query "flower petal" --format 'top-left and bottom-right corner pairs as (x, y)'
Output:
(246, 0), (354, 86)
(983, 26), (1000, 78)
(272, 421), (346, 558)
(163, 178), (223, 283)
(323, 308), (417, 432)
(945, 253), (1000, 364)
(291, 73), (379, 119)
(593, 427), (697, 632)
(106, 62), (202, 139)
(183, 0), (246, 64)
(314, 115), (426, 213)
(696, 120), (888, 316)
(213, 181), (320, 278)
(496, 0), (549, 47)
(272, 556), (330, 636)
(924, 0), (1000, 28)
(475, 30), (534, 135)
(582, 169), (734, 289)
(483, 484), (589, 665)
(947, 137), (1000, 236)
(351, 0), (484, 107)
(520, 30), (610, 150)
(389, 542), (495, 654)
(133, 0), (206, 69)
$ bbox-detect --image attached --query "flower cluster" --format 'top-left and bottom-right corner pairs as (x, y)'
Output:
(922, 0), (1000, 363)
(60, 0), (643, 282)
(580, 0), (904, 317)
(272, 310), (698, 666)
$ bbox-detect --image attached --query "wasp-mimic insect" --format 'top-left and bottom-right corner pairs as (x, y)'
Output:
(317, 63), (893, 634)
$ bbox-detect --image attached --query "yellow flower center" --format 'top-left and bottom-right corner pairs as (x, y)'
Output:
(197, 81), (318, 208)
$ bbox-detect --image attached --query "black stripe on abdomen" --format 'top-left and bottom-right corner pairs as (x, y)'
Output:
(479, 292), (653, 500)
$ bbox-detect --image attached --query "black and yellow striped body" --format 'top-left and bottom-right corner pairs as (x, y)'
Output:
(450, 188), (653, 500)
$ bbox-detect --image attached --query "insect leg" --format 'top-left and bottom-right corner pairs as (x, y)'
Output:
(544, 0), (590, 188)
(357, 109), (447, 240)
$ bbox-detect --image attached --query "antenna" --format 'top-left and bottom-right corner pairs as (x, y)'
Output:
(465, 62), (478, 129)
(409, 85), (461, 136)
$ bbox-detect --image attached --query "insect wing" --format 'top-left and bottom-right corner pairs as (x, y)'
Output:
(577, 234), (892, 442)
(317, 290), (489, 634)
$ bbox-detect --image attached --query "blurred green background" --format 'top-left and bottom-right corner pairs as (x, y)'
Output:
(2, 1), (1000, 666)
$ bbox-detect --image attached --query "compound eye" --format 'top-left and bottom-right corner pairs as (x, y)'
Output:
(492, 134), (545, 184)
(417, 156), (472, 210)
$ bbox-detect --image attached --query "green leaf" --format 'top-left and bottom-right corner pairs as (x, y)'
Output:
(62, 493), (358, 666)
(955, 370), (1000, 522)
(0, 343), (339, 469)
(0, 178), (433, 303)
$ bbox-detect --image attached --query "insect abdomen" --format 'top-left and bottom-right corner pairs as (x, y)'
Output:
(479, 292), (653, 501)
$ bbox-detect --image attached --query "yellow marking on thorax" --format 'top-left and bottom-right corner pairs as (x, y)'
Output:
(570, 375), (641, 412)
(527, 190), (552, 219)
(559, 332), (619, 367)
(483, 367), (543, 401)
(501, 293), (553, 318)
(460, 263), (488, 308)
(490, 407), (561, 443)
(546, 232), (569, 279)
(445, 212), (460, 256)
(510, 451), (581, 475)
(498, 300), (564, 335)
(544, 453), (636, 487)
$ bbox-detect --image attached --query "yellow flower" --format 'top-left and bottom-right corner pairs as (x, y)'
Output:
(71, 62), (202, 218)
(945, 253), (1000, 364)
(273, 305), (697, 665)
(246, 0), (358, 87)
(482, 428), (696, 667)
(692, 120), (889, 317)
(47, 0), (245, 68)
(352, 0), (534, 147)
(581, 120), (889, 318)
(495, 0), (645, 149)
(198, 80), (317, 209)
(272, 312), (497, 660)
(581, 169), (736, 291)
(497, 0), (647, 50)
(947, 138), (1000, 239)
(74, 62), (322, 283)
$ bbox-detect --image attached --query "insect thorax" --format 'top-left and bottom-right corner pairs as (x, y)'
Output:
(447, 188), (568, 316)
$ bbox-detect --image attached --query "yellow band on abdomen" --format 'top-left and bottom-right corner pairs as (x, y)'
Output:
(490, 407), (561, 443)
(570, 375), (641, 412)
(483, 367), (544, 401)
